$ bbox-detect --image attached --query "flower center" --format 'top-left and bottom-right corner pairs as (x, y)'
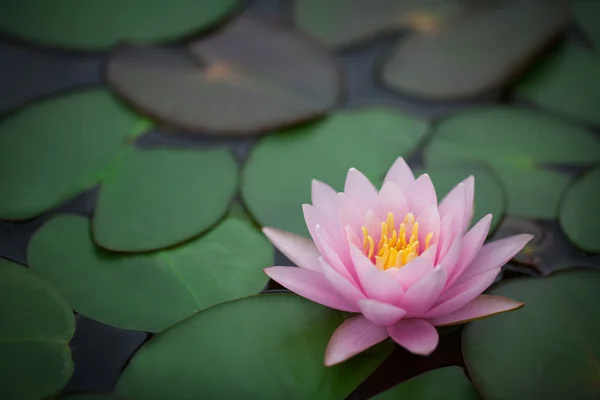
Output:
(361, 212), (433, 270)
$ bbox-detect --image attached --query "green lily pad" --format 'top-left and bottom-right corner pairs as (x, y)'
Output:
(0, 89), (147, 220)
(418, 164), (505, 232)
(0, 259), (75, 400)
(0, 1), (240, 50)
(293, 0), (466, 48)
(463, 269), (600, 400)
(572, 1), (600, 48)
(381, 2), (567, 99)
(93, 147), (238, 252)
(116, 294), (392, 400)
(424, 107), (600, 218)
(372, 366), (481, 400)
(242, 107), (428, 236)
(27, 215), (272, 332)
(516, 44), (600, 126)
(60, 395), (121, 400)
(107, 17), (340, 135)
(559, 165), (600, 253)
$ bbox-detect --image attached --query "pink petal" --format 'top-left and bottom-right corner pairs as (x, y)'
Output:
(388, 319), (439, 356)
(383, 157), (415, 192)
(428, 294), (524, 326)
(457, 234), (534, 285)
(445, 214), (492, 288)
(439, 236), (462, 273)
(435, 213), (455, 263)
(462, 176), (475, 231)
(265, 266), (357, 312)
(324, 315), (389, 366)
(320, 258), (366, 307)
(303, 204), (344, 257)
(416, 205), (440, 247)
(425, 267), (501, 318)
(363, 210), (383, 240)
(439, 183), (467, 238)
(344, 168), (378, 212)
(337, 193), (363, 235)
(399, 266), (447, 317)
(350, 246), (405, 304)
(345, 226), (362, 249)
(391, 244), (437, 290)
(358, 299), (407, 326)
(376, 181), (409, 220)
(316, 225), (355, 283)
(407, 174), (437, 215)
(311, 179), (339, 224)
(262, 227), (321, 272)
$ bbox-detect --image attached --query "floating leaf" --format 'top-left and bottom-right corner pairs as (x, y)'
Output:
(381, 2), (566, 99)
(293, 0), (466, 47)
(107, 17), (340, 135)
(559, 165), (600, 253)
(424, 107), (600, 218)
(93, 147), (238, 252)
(116, 294), (392, 400)
(60, 395), (121, 400)
(572, 0), (600, 48)
(242, 108), (428, 235)
(28, 215), (272, 332)
(417, 164), (505, 232)
(0, 1), (240, 50)
(463, 269), (600, 400)
(372, 366), (481, 400)
(0, 259), (75, 400)
(0, 89), (145, 220)
(516, 44), (600, 126)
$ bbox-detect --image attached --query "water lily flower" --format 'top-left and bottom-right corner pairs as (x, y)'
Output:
(263, 158), (532, 366)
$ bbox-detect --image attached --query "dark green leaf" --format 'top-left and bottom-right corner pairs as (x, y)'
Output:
(572, 0), (600, 48)
(60, 394), (122, 400)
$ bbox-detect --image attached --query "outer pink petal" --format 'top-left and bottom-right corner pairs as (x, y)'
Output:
(358, 299), (407, 326)
(324, 315), (389, 366)
(439, 236), (462, 272)
(376, 181), (409, 220)
(445, 214), (492, 288)
(311, 179), (339, 223)
(435, 213), (454, 263)
(337, 193), (363, 235)
(320, 258), (366, 307)
(345, 168), (378, 212)
(399, 266), (447, 317)
(303, 204), (345, 257)
(262, 227), (321, 272)
(350, 246), (405, 304)
(428, 294), (524, 326)
(456, 234), (534, 285)
(425, 267), (500, 318)
(390, 244), (437, 290)
(388, 319), (439, 356)
(461, 176), (475, 231)
(265, 267), (357, 312)
(383, 157), (415, 192)
(439, 183), (466, 238)
(316, 225), (355, 283)
(416, 205), (440, 247)
(407, 174), (437, 215)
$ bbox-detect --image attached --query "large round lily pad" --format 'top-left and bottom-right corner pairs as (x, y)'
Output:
(372, 366), (481, 400)
(572, 0), (600, 48)
(517, 44), (600, 126)
(116, 294), (392, 400)
(60, 395), (121, 400)
(0, 259), (75, 400)
(107, 17), (340, 135)
(0, 1), (240, 50)
(463, 269), (600, 400)
(380, 2), (566, 99)
(559, 165), (600, 253)
(93, 147), (238, 252)
(0, 89), (148, 220)
(424, 107), (600, 218)
(293, 0), (466, 48)
(27, 215), (272, 332)
(242, 107), (428, 235)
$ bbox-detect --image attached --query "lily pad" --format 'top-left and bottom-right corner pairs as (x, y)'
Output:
(107, 17), (340, 135)
(93, 147), (238, 252)
(559, 165), (600, 253)
(0, 1), (240, 50)
(27, 215), (273, 332)
(0, 89), (147, 220)
(424, 107), (600, 218)
(463, 269), (600, 400)
(418, 164), (505, 232)
(372, 366), (481, 400)
(116, 294), (392, 400)
(381, 2), (567, 99)
(0, 259), (75, 400)
(516, 44), (600, 126)
(60, 395), (121, 400)
(242, 107), (428, 236)
(293, 0), (466, 48)
(572, 0), (600, 48)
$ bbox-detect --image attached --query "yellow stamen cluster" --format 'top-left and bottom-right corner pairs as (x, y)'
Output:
(361, 212), (433, 270)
